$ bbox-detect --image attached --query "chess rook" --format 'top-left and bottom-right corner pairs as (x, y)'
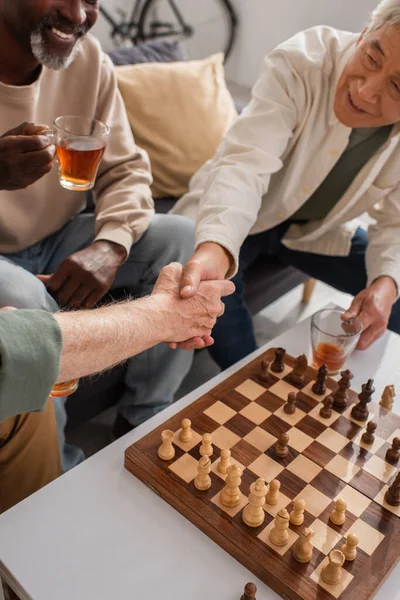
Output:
(220, 464), (243, 508)
(321, 550), (345, 586)
(330, 498), (347, 525)
(341, 533), (359, 562)
(269, 508), (290, 546)
(275, 432), (289, 458)
(271, 348), (286, 373)
(194, 456), (211, 491)
(380, 384), (395, 411)
(284, 392), (297, 415)
(179, 418), (192, 443)
(265, 479), (280, 506)
(384, 472), (400, 506)
(312, 364), (328, 395)
(320, 396), (333, 419)
(290, 498), (306, 526)
(351, 379), (375, 421)
(218, 448), (231, 474)
(241, 582), (257, 600)
(289, 354), (308, 385)
(332, 370), (353, 409)
(385, 437), (400, 464)
(200, 433), (213, 457)
(157, 429), (175, 461)
(242, 478), (267, 528)
(292, 527), (315, 563)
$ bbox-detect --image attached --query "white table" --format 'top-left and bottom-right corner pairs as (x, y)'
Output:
(1, 312), (400, 600)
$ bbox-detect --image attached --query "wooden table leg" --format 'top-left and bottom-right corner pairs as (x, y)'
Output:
(302, 278), (316, 304)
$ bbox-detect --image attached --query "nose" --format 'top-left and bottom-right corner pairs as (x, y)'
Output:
(358, 74), (382, 103)
(60, 0), (87, 26)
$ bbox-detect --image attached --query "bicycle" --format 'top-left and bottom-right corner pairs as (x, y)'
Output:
(99, 0), (238, 62)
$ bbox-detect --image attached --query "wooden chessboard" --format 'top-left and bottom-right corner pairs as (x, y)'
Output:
(125, 348), (400, 600)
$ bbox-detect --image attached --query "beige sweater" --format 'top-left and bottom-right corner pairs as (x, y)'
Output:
(173, 26), (400, 291)
(0, 35), (154, 255)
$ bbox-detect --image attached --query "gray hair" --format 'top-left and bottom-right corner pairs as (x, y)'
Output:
(367, 0), (400, 33)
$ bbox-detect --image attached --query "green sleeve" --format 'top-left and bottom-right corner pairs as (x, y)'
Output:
(0, 310), (63, 422)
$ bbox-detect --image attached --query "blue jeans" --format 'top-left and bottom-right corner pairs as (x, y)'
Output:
(0, 213), (195, 471)
(208, 222), (400, 370)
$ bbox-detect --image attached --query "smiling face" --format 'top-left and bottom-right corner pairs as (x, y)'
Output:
(334, 25), (400, 128)
(1, 1), (99, 70)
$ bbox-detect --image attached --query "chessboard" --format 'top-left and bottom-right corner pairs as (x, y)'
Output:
(125, 348), (400, 600)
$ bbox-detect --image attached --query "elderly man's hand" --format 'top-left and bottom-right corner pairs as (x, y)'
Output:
(342, 276), (397, 350)
(151, 262), (235, 350)
(37, 241), (127, 309)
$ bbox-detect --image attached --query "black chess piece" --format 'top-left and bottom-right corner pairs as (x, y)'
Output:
(284, 392), (297, 415)
(361, 421), (377, 445)
(351, 379), (375, 421)
(241, 582), (257, 600)
(312, 364), (328, 395)
(260, 359), (271, 382)
(384, 472), (400, 507)
(271, 348), (285, 373)
(290, 354), (308, 385)
(320, 396), (333, 419)
(332, 370), (354, 409)
(386, 437), (400, 464)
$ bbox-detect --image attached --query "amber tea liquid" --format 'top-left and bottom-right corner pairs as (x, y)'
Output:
(312, 342), (345, 375)
(56, 137), (106, 191)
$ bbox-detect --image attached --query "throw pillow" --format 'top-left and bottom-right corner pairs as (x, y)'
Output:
(116, 53), (237, 198)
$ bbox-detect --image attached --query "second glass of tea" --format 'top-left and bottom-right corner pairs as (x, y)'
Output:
(311, 308), (362, 375)
(50, 116), (109, 191)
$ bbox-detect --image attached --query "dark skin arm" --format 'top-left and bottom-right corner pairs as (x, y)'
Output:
(37, 240), (127, 309)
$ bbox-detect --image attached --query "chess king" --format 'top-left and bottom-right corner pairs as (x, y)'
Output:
(173, 0), (400, 371)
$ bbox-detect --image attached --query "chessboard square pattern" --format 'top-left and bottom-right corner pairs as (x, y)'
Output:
(310, 556), (354, 599)
(316, 429), (349, 453)
(301, 380), (332, 401)
(325, 455), (360, 483)
(352, 430), (386, 454)
(248, 454), (284, 481)
(334, 485), (371, 517)
(244, 427), (276, 453)
(388, 428), (400, 444)
(268, 363), (292, 380)
(211, 490), (248, 517)
(286, 454), (322, 483)
(294, 485), (331, 517)
(264, 491), (292, 517)
(374, 487), (400, 517)
(173, 428), (203, 452)
(309, 518), (343, 554)
(274, 405), (307, 427)
(257, 520), (299, 556)
(348, 518), (385, 555)
(308, 403), (341, 427)
(235, 379), (265, 400)
(287, 427), (314, 453)
(210, 458), (246, 481)
(168, 453), (199, 483)
(239, 402), (271, 425)
(363, 455), (398, 483)
(203, 401), (237, 425)
(230, 439), (262, 467)
(268, 380), (299, 401)
(211, 426), (241, 450)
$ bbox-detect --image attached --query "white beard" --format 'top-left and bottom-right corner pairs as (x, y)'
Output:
(30, 31), (83, 70)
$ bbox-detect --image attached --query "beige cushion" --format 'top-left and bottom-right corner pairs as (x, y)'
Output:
(116, 53), (237, 198)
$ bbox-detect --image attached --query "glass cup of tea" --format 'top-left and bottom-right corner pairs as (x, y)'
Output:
(45, 116), (109, 192)
(311, 308), (362, 375)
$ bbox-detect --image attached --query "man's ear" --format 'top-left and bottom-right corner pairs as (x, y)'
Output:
(357, 26), (368, 46)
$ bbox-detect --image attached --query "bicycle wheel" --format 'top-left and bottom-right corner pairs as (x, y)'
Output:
(137, 0), (238, 62)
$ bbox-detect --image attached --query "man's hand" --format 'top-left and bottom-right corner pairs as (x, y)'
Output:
(0, 122), (55, 191)
(151, 262), (235, 349)
(342, 276), (397, 350)
(37, 241), (127, 309)
(180, 242), (233, 298)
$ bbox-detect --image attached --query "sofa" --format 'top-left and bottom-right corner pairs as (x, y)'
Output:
(65, 39), (308, 429)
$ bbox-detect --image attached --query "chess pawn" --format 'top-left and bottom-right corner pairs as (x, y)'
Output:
(179, 418), (193, 443)
(271, 347), (286, 373)
(269, 508), (290, 546)
(321, 550), (345, 586)
(275, 432), (289, 458)
(290, 498), (306, 526)
(218, 448), (231, 474)
(194, 456), (212, 491)
(312, 364), (328, 395)
(330, 498), (347, 525)
(384, 471), (400, 507)
(380, 384), (395, 411)
(157, 429), (175, 461)
(220, 464), (243, 508)
(341, 533), (359, 562)
(319, 396), (333, 419)
(265, 479), (280, 506)
(284, 392), (297, 415)
(361, 421), (377, 445)
(292, 527), (315, 563)
(199, 433), (213, 458)
(386, 437), (400, 464)
(241, 582), (257, 600)
(242, 478), (267, 528)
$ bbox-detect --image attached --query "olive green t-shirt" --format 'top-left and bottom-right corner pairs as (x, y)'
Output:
(292, 125), (393, 222)
(0, 310), (62, 422)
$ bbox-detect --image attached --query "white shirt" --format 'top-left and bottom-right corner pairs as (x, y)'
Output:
(172, 26), (400, 290)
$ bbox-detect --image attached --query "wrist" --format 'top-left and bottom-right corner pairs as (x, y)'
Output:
(93, 240), (127, 263)
(130, 295), (170, 344)
(370, 276), (398, 302)
(196, 242), (232, 278)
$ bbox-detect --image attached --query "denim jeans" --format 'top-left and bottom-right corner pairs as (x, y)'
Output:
(0, 213), (195, 471)
(208, 222), (400, 370)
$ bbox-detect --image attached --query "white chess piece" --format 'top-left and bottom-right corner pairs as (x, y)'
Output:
(330, 498), (347, 526)
(200, 433), (213, 457)
(341, 533), (359, 561)
(158, 430), (175, 461)
(269, 508), (290, 546)
(218, 449), (231, 474)
(242, 479), (267, 528)
(220, 464), (243, 507)
(290, 498), (305, 526)
(179, 418), (192, 443)
(321, 550), (345, 586)
(194, 456), (211, 491)
(265, 479), (280, 505)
